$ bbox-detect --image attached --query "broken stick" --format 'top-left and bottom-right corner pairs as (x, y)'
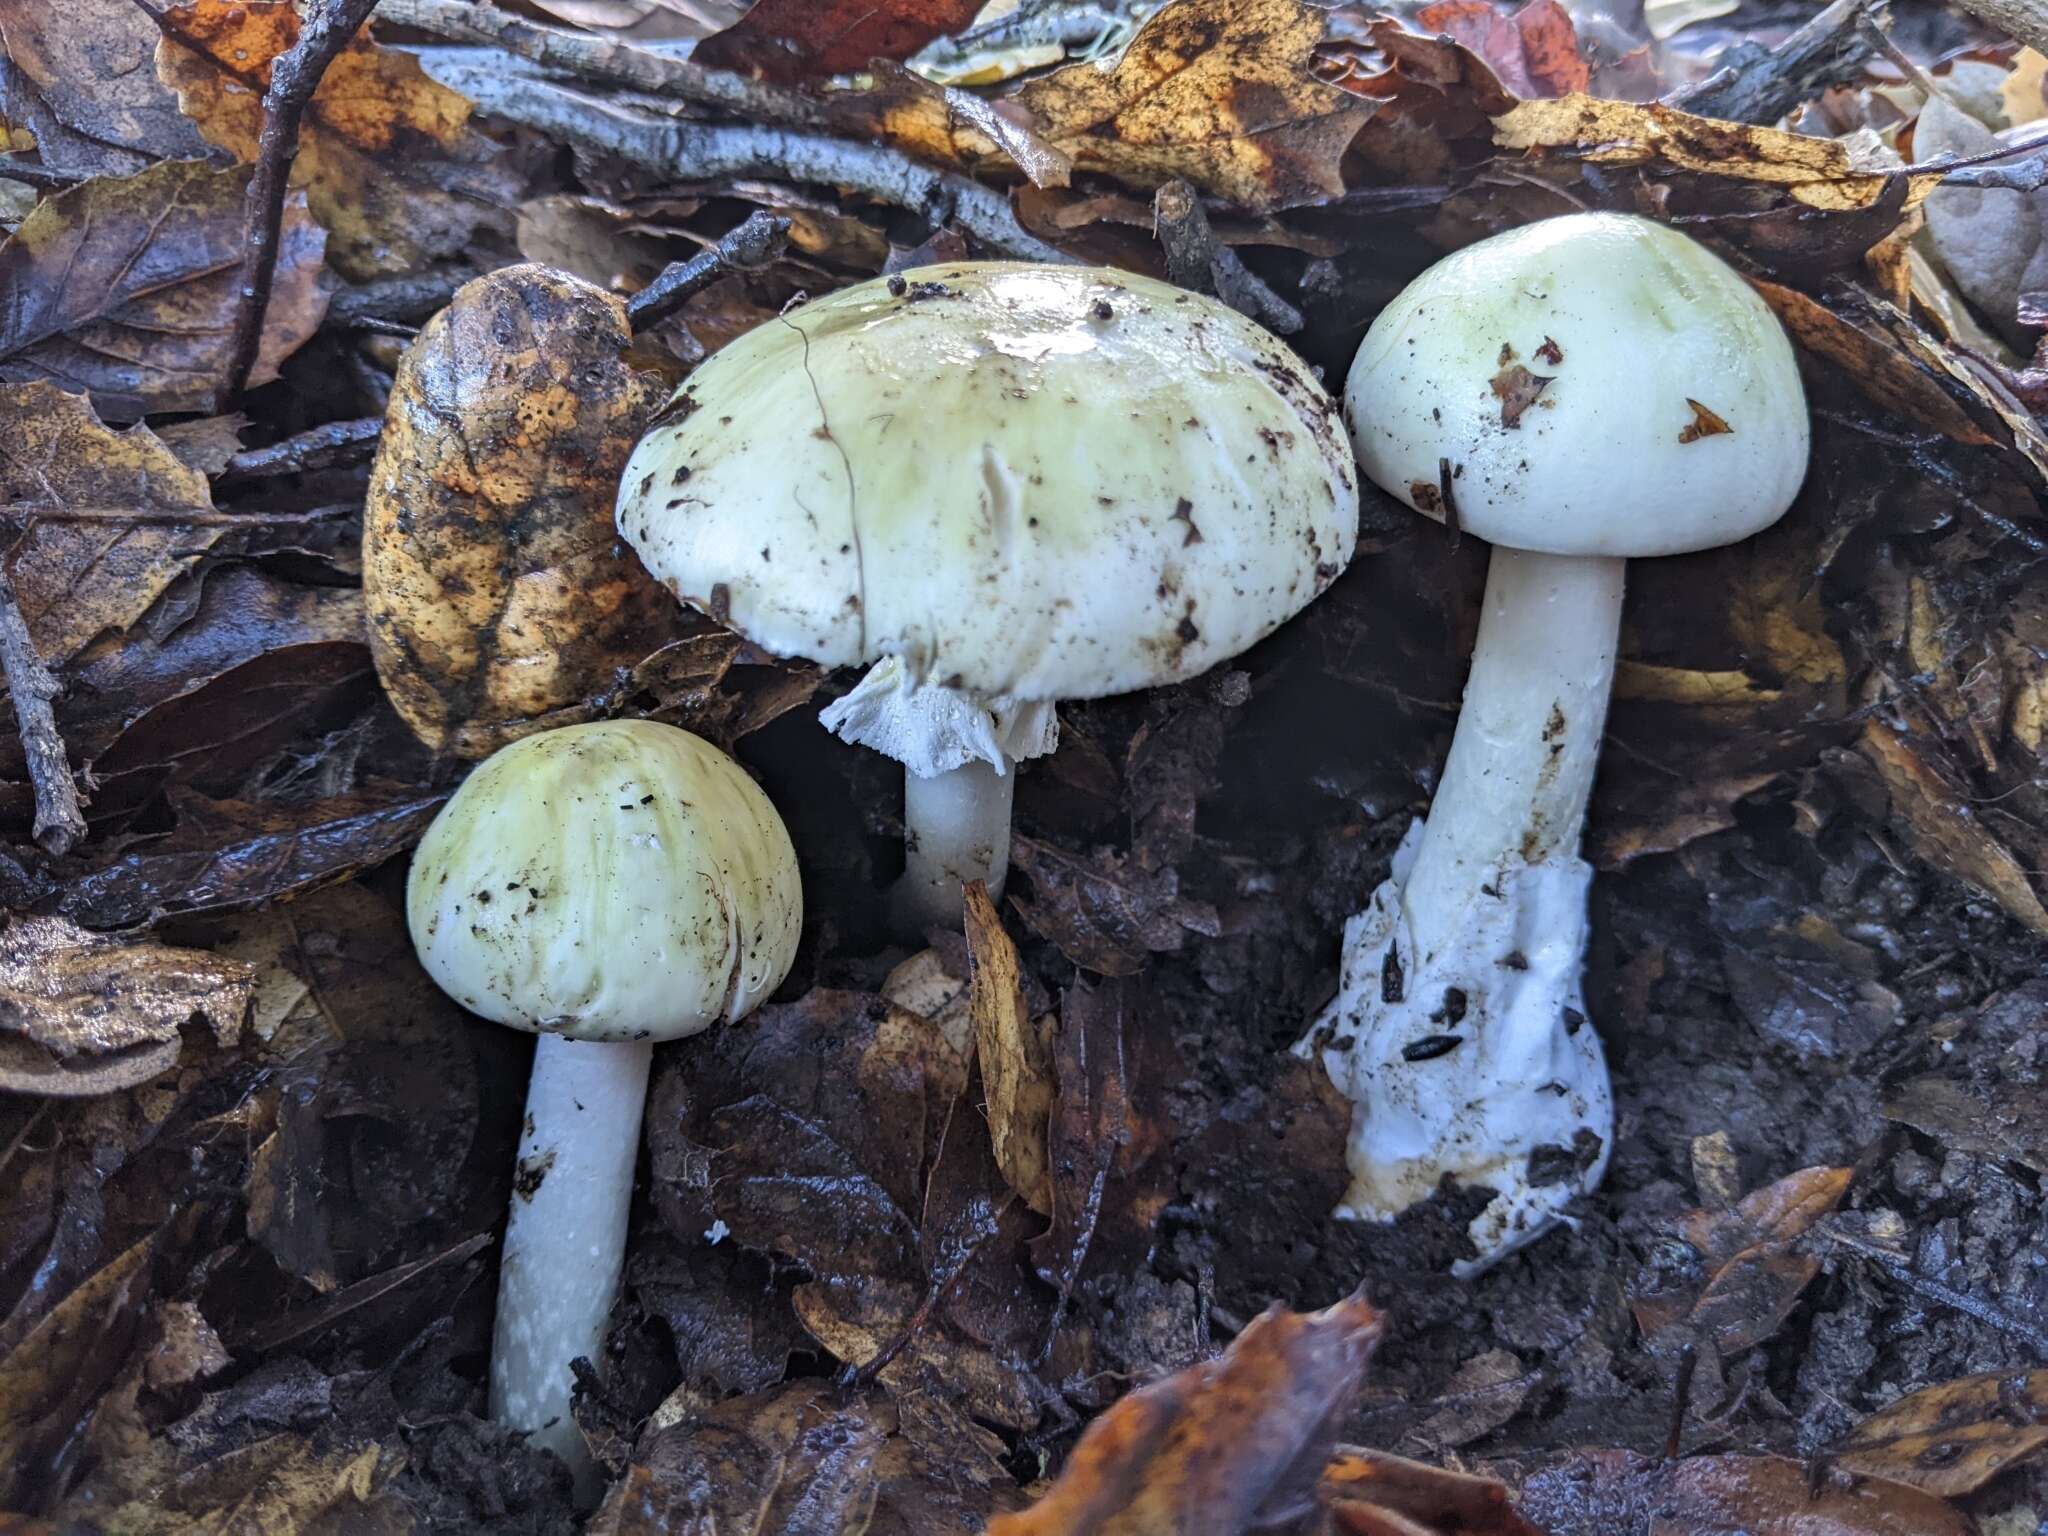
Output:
(0, 563), (85, 857)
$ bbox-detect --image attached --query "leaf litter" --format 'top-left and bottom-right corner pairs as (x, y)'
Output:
(0, 0), (2044, 1529)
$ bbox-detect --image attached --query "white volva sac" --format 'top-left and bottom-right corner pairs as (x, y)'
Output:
(407, 720), (800, 1491)
(1301, 213), (1810, 1273)
(616, 261), (1357, 929)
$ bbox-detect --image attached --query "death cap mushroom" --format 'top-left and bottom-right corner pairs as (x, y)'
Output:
(616, 261), (1359, 924)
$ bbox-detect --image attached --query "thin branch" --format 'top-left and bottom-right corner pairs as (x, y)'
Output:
(627, 210), (791, 331)
(224, 0), (383, 400)
(0, 503), (359, 527)
(1947, 0), (2048, 55)
(1153, 180), (1302, 335)
(432, 65), (1073, 263)
(220, 419), (384, 481)
(1668, 0), (1884, 126)
(0, 563), (86, 856)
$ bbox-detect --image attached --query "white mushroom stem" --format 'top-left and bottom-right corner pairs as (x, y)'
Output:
(900, 758), (1018, 930)
(492, 1034), (652, 1500)
(1300, 548), (1620, 1273)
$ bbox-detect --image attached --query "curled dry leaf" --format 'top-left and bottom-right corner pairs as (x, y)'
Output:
(0, 915), (251, 1097)
(0, 162), (326, 418)
(0, 0), (214, 175)
(1017, 0), (1373, 214)
(964, 880), (1055, 1215)
(1010, 836), (1221, 976)
(1413, 0), (1590, 100)
(1492, 95), (1938, 212)
(157, 0), (514, 280)
(0, 383), (225, 666)
(988, 1294), (1384, 1535)
(1834, 1366), (2048, 1498)
(364, 264), (672, 758)
(1322, 1447), (1545, 1535)
(693, 0), (984, 84)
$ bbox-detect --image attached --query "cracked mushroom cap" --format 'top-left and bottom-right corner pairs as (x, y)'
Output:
(1345, 212), (1809, 558)
(614, 262), (1358, 701)
(406, 720), (801, 1043)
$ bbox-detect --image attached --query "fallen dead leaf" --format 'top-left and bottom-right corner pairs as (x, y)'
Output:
(0, 916), (250, 1097)
(693, 0), (984, 84)
(157, 0), (514, 280)
(1322, 1447), (1545, 1534)
(1414, 0), (1589, 100)
(964, 880), (1055, 1215)
(1834, 1367), (2048, 1498)
(1492, 94), (1937, 212)
(364, 264), (671, 758)
(0, 0), (213, 175)
(0, 161), (326, 417)
(1018, 0), (1373, 213)
(1010, 836), (1222, 976)
(988, 1294), (1384, 1535)
(1677, 398), (1733, 442)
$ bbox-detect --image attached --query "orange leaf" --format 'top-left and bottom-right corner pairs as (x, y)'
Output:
(1414, 0), (1589, 99)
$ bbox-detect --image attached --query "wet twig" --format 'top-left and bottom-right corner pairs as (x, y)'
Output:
(0, 562), (85, 856)
(1668, 0), (1885, 126)
(224, 0), (383, 400)
(627, 210), (792, 332)
(329, 269), (476, 328)
(0, 503), (360, 527)
(1152, 181), (1303, 335)
(221, 419), (385, 481)
(429, 65), (1073, 263)
(1830, 1228), (2048, 1353)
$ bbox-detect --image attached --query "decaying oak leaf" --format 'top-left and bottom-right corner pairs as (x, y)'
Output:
(1321, 1447), (1544, 1534)
(1010, 836), (1221, 976)
(0, 161), (326, 418)
(987, 1294), (1384, 1534)
(1632, 1165), (1851, 1355)
(156, 0), (514, 280)
(965, 880), (1055, 1215)
(1519, 1450), (1973, 1535)
(0, 0), (213, 175)
(1492, 95), (1938, 213)
(0, 384), (227, 665)
(694, 0), (983, 83)
(1017, 0), (1373, 213)
(0, 915), (251, 1097)
(1413, 0), (1589, 100)
(1860, 720), (2048, 937)
(364, 265), (672, 758)
(1834, 1367), (2048, 1498)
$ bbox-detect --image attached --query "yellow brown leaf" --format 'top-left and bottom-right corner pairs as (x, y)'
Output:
(964, 879), (1055, 1215)
(1835, 1368), (2048, 1497)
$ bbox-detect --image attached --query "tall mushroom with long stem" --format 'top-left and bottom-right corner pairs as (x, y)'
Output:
(615, 261), (1358, 932)
(407, 720), (801, 1491)
(1299, 213), (1810, 1272)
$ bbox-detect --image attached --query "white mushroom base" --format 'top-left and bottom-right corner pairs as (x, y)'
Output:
(1299, 821), (1613, 1275)
(492, 1034), (652, 1498)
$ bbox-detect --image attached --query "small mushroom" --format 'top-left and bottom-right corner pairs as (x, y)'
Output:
(615, 262), (1358, 931)
(406, 720), (801, 1488)
(1300, 213), (1810, 1271)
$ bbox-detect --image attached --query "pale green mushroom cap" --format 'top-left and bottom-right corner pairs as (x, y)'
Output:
(406, 720), (801, 1043)
(1345, 212), (1809, 558)
(614, 262), (1359, 704)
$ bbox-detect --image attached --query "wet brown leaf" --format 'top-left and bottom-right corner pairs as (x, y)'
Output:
(1010, 836), (1221, 976)
(1520, 1450), (1973, 1535)
(364, 264), (671, 758)
(157, 0), (514, 280)
(1860, 719), (2048, 937)
(0, 0), (214, 174)
(1883, 980), (2048, 1175)
(1017, 0), (1373, 213)
(1834, 1367), (2048, 1498)
(988, 1294), (1384, 1535)
(0, 162), (326, 418)
(964, 880), (1054, 1216)
(1489, 362), (1553, 427)
(0, 916), (250, 1097)
(694, 0), (984, 84)
(1633, 1165), (1851, 1354)
(1413, 0), (1589, 100)
(1322, 1447), (1544, 1535)
(59, 1432), (410, 1534)
(1493, 95), (1937, 212)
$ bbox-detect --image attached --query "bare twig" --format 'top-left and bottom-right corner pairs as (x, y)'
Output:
(221, 419), (384, 481)
(430, 65), (1073, 263)
(0, 503), (359, 527)
(0, 563), (86, 856)
(1948, 0), (2048, 54)
(328, 268), (476, 328)
(224, 0), (383, 400)
(1668, 0), (1885, 126)
(1152, 180), (1302, 335)
(627, 210), (792, 331)
(375, 0), (823, 127)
